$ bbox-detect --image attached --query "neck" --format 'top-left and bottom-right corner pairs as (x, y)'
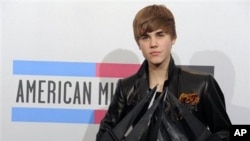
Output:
(148, 60), (170, 92)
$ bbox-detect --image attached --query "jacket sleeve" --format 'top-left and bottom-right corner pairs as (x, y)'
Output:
(202, 75), (232, 140)
(96, 79), (126, 141)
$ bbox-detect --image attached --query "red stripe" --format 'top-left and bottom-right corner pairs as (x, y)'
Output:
(94, 110), (107, 124)
(96, 63), (140, 78)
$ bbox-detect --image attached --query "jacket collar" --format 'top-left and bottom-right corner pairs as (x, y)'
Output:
(133, 55), (176, 96)
(136, 54), (176, 83)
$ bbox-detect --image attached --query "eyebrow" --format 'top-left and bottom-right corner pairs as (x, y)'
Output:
(155, 30), (165, 34)
(140, 30), (165, 37)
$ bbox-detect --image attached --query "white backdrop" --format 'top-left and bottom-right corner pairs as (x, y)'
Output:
(1, 0), (249, 141)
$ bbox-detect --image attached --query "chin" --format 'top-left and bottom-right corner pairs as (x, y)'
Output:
(149, 60), (163, 66)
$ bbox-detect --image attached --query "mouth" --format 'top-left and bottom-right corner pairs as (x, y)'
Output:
(150, 51), (161, 56)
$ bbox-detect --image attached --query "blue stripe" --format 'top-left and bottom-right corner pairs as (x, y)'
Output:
(13, 60), (96, 77)
(12, 107), (94, 124)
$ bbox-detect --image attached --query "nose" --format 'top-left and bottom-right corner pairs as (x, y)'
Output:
(150, 37), (157, 48)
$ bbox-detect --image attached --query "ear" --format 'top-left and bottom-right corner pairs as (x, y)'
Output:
(171, 38), (176, 45)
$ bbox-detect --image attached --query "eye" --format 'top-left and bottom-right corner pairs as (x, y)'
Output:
(156, 32), (166, 37)
(140, 35), (149, 40)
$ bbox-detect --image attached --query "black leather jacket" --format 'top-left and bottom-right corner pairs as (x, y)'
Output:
(96, 57), (231, 141)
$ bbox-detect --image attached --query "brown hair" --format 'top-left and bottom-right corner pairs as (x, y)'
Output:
(133, 4), (177, 43)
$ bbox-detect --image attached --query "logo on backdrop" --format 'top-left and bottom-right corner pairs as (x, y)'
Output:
(11, 60), (214, 124)
(13, 60), (140, 105)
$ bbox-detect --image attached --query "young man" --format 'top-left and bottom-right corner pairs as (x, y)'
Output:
(96, 4), (231, 141)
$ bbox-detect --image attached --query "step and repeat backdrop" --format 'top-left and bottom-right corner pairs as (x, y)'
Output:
(1, 0), (249, 141)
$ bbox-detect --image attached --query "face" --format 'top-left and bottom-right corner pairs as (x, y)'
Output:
(138, 29), (176, 67)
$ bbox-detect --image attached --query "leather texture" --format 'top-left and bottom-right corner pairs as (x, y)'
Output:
(96, 56), (231, 141)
